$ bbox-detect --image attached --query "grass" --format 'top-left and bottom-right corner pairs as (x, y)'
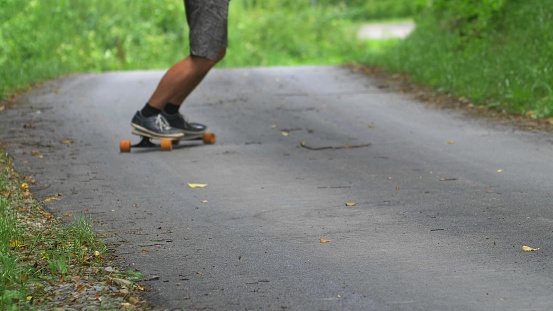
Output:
(0, 0), (370, 99)
(225, 4), (366, 67)
(360, 0), (553, 119)
(0, 152), (146, 310)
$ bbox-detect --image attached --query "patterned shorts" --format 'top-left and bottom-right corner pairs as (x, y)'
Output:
(184, 0), (230, 61)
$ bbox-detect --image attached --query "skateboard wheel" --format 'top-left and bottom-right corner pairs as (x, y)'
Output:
(160, 139), (173, 151)
(203, 133), (216, 144)
(120, 140), (131, 153)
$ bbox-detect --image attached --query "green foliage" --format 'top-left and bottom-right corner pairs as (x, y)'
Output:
(326, 0), (426, 20)
(0, 0), (187, 99)
(364, 0), (553, 118)
(247, 0), (425, 21)
(0, 0), (417, 100)
(427, 0), (508, 39)
(226, 3), (365, 66)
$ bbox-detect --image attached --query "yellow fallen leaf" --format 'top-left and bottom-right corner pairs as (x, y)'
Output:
(26, 296), (32, 301)
(281, 131), (289, 137)
(522, 245), (540, 252)
(43, 197), (59, 203)
(497, 169), (503, 173)
(10, 240), (26, 248)
(446, 140), (455, 145)
(31, 150), (43, 158)
(64, 213), (72, 217)
(201, 200), (208, 203)
(20, 183), (29, 190)
(61, 139), (74, 144)
(94, 251), (101, 256)
(188, 183), (208, 188)
(345, 202), (356, 207)
(320, 238), (331, 243)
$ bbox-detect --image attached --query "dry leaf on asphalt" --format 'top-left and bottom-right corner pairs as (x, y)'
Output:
(320, 238), (331, 243)
(31, 150), (43, 158)
(188, 183), (208, 188)
(345, 202), (356, 207)
(43, 197), (59, 203)
(61, 139), (74, 144)
(522, 245), (540, 252)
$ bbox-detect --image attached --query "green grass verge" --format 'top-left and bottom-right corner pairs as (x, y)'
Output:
(361, 0), (553, 119)
(0, 152), (145, 310)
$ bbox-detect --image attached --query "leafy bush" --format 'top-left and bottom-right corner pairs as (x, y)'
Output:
(364, 0), (553, 118)
(0, 0), (188, 98)
(315, 0), (425, 20)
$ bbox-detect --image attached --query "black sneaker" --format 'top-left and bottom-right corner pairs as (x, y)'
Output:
(131, 111), (184, 138)
(161, 111), (207, 135)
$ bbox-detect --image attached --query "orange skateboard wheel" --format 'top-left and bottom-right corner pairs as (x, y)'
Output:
(202, 133), (216, 144)
(160, 139), (173, 151)
(120, 140), (131, 153)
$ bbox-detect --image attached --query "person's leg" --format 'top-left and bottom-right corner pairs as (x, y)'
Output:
(158, 0), (229, 134)
(152, 50), (225, 135)
(132, 0), (228, 136)
(148, 47), (226, 109)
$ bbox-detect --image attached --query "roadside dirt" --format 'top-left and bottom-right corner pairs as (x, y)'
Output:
(352, 64), (553, 133)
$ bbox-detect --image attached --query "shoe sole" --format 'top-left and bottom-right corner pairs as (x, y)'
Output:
(132, 129), (204, 141)
(176, 128), (208, 136)
(131, 123), (184, 139)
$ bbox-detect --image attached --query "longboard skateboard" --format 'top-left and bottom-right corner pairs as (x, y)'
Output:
(120, 129), (216, 152)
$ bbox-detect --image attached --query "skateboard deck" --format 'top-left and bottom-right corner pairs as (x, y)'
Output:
(120, 129), (216, 152)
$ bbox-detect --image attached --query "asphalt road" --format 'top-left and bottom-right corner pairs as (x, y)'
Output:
(2, 66), (553, 311)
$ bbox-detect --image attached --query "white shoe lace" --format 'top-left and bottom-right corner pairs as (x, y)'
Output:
(155, 115), (172, 132)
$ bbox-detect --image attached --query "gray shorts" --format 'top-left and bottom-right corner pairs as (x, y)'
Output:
(184, 0), (229, 61)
